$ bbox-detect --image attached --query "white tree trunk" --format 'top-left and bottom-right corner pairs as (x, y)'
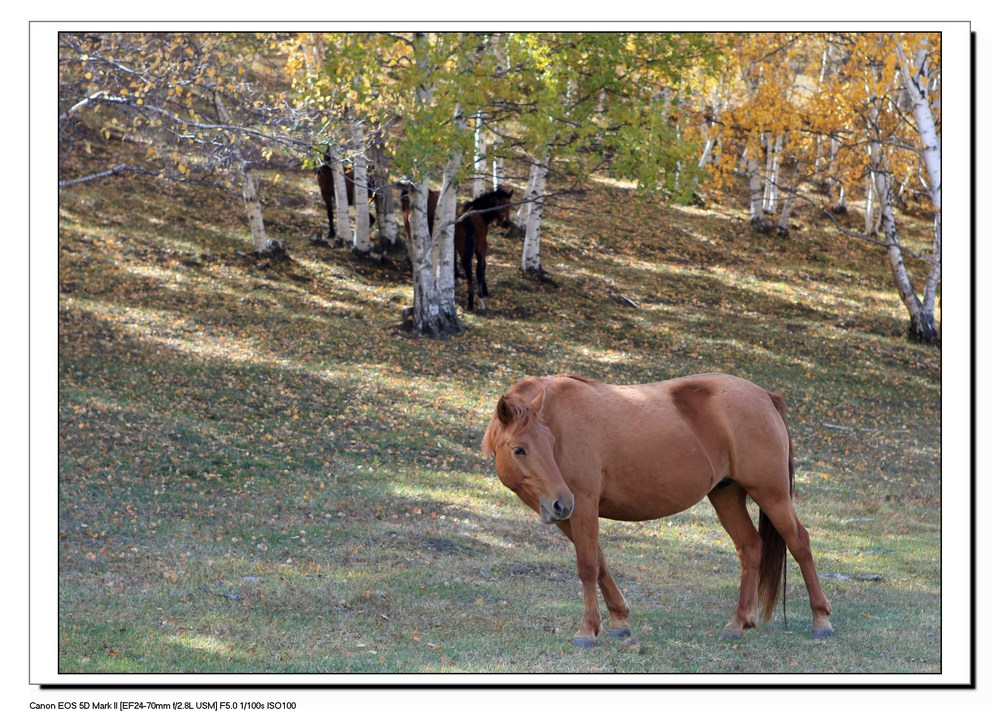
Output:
(673, 120), (684, 192)
(403, 32), (461, 337)
(408, 181), (440, 334)
(473, 111), (488, 198)
(763, 134), (776, 213)
(435, 168), (460, 315)
(699, 138), (715, 169)
(331, 157), (353, 247)
(235, 162), (273, 255)
(896, 36), (942, 329)
(212, 91), (281, 257)
(746, 145), (766, 230)
(492, 158), (505, 190)
(864, 169), (878, 235)
(764, 133), (783, 214)
(870, 131), (937, 342)
(776, 161), (800, 235)
(521, 151), (550, 276)
(488, 32), (508, 192)
(511, 164), (536, 231)
(405, 180), (461, 338)
(351, 124), (373, 256)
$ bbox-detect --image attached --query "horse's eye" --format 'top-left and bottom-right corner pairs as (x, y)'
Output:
(512, 446), (526, 458)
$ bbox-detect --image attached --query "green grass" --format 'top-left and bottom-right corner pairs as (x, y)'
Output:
(57, 160), (941, 675)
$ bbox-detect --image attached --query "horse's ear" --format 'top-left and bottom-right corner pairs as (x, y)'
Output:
(496, 395), (514, 426)
(529, 387), (546, 416)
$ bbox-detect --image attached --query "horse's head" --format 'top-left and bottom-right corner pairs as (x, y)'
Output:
(494, 187), (514, 229)
(482, 382), (575, 524)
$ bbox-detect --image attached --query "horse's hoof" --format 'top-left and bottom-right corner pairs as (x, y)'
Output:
(572, 637), (598, 648)
(608, 627), (631, 639)
(720, 629), (744, 640)
(812, 626), (834, 639)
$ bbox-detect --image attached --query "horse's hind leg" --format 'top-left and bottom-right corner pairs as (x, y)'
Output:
(477, 251), (489, 299)
(708, 481), (762, 638)
(459, 252), (475, 309)
(467, 276), (477, 310)
(755, 493), (833, 638)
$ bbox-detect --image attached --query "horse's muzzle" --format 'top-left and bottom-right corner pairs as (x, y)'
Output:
(540, 495), (575, 523)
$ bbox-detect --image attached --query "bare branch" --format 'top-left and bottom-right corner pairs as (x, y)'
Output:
(58, 164), (158, 187)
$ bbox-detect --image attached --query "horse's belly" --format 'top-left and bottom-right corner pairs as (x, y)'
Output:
(592, 423), (719, 521)
(599, 493), (705, 521)
(597, 469), (713, 521)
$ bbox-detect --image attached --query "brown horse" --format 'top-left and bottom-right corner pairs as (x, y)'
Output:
(454, 187), (513, 309)
(481, 373), (833, 647)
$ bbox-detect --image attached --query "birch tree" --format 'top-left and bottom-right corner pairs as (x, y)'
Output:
(59, 32), (306, 258)
(503, 33), (715, 281)
(330, 154), (354, 247)
(857, 33), (940, 343)
(472, 111), (489, 198)
(520, 150), (551, 277)
(310, 32), (495, 336)
(213, 91), (284, 258)
(350, 121), (374, 257)
(895, 33), (941, 342)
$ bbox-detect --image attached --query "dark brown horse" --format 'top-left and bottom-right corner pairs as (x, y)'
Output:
(317, 151), (377, 239)
(399, 186), (439, 247)
(316, 160), (356, 239)
(454, 187), (513, 309)
(482, 373), (833, 647)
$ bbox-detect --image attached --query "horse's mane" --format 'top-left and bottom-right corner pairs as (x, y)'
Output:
(464, 186), (513, 213)
(481, 374), (593, 456)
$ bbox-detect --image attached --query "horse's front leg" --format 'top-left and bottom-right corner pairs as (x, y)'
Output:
(560, 502), (603, 647)
(556, 519), (631, 643)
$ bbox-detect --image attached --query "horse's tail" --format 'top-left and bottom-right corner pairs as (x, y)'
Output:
(757, 391), (793, 624)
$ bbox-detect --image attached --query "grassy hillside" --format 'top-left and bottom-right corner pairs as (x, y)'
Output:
(57, 158), (941, 675)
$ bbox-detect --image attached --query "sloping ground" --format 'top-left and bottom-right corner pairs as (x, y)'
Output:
(56, 160), (941, 674)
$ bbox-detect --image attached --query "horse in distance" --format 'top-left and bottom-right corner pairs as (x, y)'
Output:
(454, 187), (513, 309)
